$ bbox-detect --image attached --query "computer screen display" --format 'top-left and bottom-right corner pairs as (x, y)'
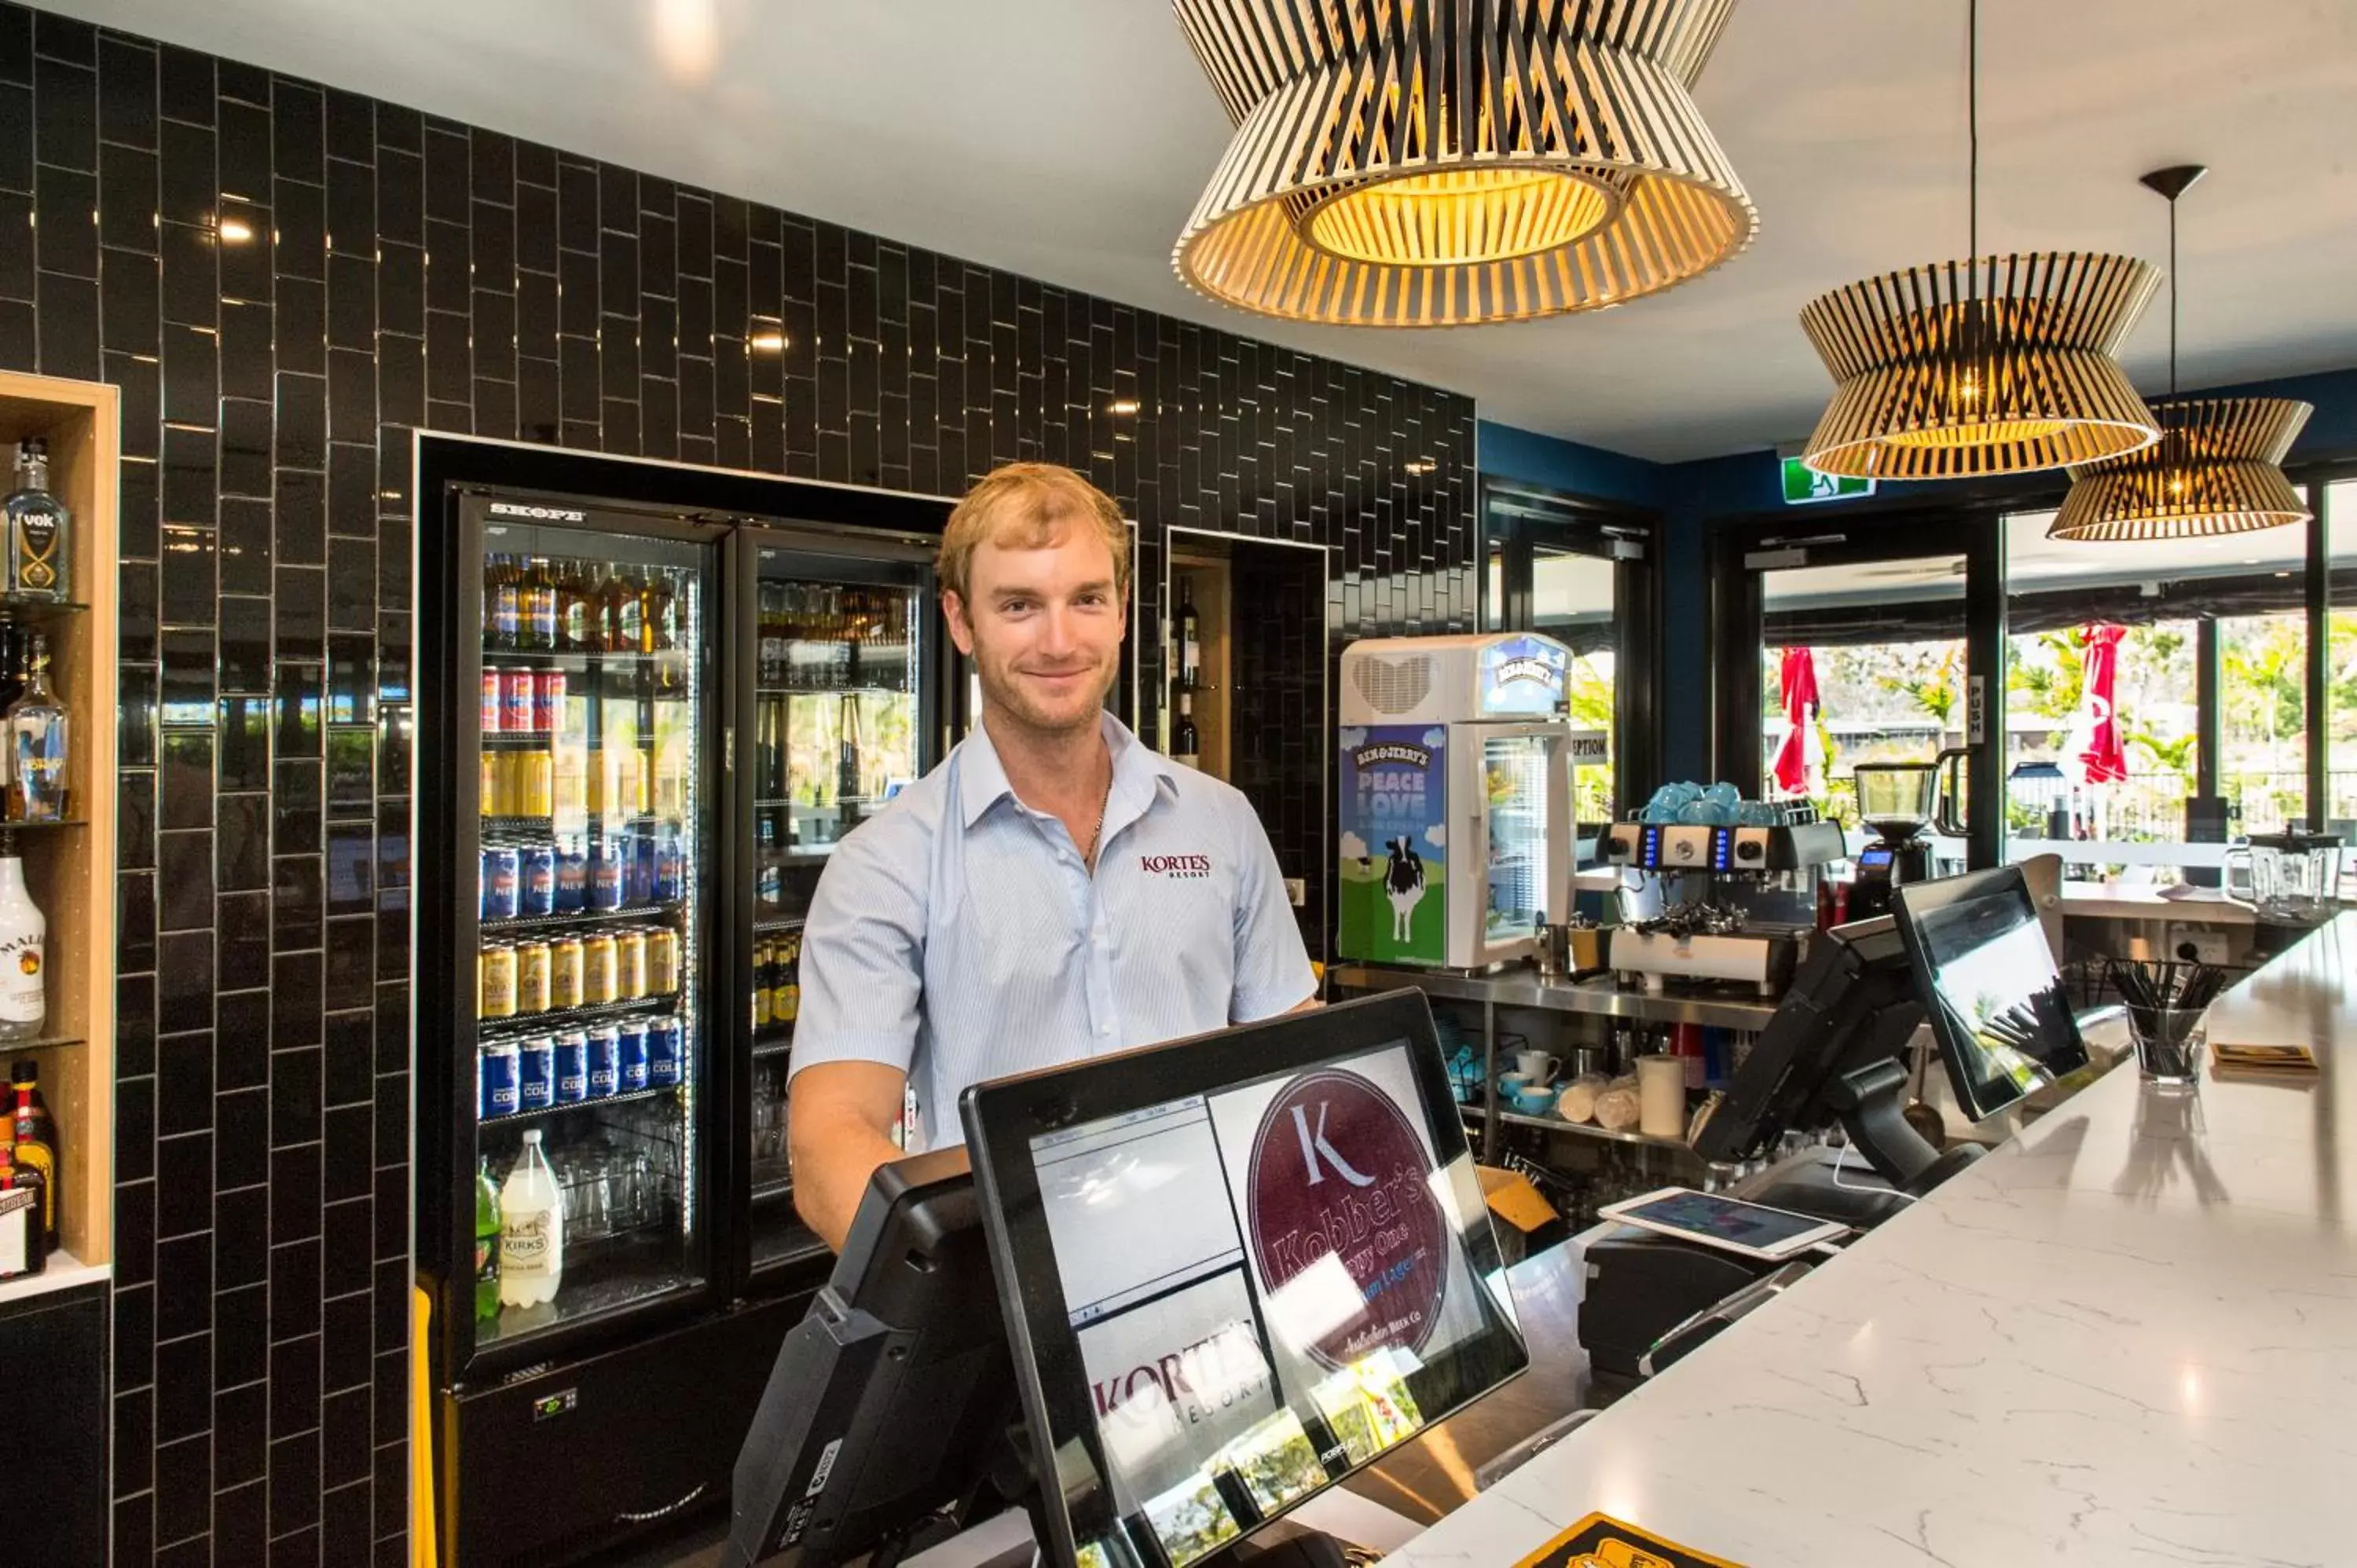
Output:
(1893, 867), (2090, 1122)
(963, 994), (1527, 1568)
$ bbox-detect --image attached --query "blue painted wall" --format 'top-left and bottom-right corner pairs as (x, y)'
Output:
(1481, 365), (2357, 786)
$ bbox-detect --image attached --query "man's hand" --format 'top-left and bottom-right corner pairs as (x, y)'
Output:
(788, 1061), (920, 1253)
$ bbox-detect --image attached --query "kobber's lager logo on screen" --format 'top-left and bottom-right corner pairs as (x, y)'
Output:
(1244, 1068), (1447, 1370)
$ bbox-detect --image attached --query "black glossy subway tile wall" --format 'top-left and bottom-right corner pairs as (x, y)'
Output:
(0, 4), (1475, 1562)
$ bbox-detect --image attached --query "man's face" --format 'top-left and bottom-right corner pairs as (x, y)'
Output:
(944, 522), (1126, 738)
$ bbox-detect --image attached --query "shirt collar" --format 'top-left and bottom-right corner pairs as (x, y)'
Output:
(958, 710), (1177, 831)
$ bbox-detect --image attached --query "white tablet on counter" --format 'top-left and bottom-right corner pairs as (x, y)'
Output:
(1596, 1186), (1852, 1262)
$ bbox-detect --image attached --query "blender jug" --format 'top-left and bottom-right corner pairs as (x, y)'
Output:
(2226, 831), (2343, 920)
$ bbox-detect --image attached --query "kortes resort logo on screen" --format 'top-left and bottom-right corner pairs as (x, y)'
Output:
(1244, 1069), (1447, 1370)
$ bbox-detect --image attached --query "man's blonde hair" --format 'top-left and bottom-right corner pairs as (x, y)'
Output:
(937, 463), (1131, 603)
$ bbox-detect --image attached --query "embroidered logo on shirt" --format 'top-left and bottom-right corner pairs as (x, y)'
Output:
(1139, 852), (1214, 879)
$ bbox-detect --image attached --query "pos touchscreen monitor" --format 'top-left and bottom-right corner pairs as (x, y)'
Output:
(1893, 866), (2091, 1122)
(960, 991), (1529, 1568)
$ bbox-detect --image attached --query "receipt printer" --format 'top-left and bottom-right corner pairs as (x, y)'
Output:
(1578, 1225), (1798, 1381)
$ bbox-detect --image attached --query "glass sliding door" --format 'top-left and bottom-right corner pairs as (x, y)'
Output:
(1756, 553), (1969, 866)
(1714, 515), (2003, 870)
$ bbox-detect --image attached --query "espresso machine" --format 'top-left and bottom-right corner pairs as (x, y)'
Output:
(1848, 754), (1965, 919)
(1600, 805), (1848, 995)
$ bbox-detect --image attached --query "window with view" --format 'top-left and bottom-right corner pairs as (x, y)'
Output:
(2001, 505), (2312, 884)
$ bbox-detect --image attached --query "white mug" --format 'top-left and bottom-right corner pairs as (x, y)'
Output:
(1513, 1050), (1560, 1087)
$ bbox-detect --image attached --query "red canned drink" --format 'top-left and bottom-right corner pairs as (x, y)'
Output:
(533, 669), (566, 735)
(481, 668), (503, 734)
(501, 667), (536, 733)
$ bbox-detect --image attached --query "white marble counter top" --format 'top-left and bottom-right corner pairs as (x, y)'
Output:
(1383, 912), (2357, 1567)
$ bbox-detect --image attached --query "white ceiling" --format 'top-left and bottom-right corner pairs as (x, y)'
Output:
(42, 0), (2357, 463)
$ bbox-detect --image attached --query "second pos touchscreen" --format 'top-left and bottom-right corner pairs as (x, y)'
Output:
(962, 991), (1529, 1568)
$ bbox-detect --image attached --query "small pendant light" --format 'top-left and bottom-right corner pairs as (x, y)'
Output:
(1798, 0), (2161, 479)
(2048, 167), (2313, 542)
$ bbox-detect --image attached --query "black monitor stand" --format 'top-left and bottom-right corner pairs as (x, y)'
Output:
(1813, 1058), (1982, 1193)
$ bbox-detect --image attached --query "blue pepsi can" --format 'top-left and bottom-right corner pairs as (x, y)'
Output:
(478, 1040), (519, 1120)
(647, 1017), (684, 1087)
(555, 840), (589, 913)
(521, 842), (557, 916)
(587, 1024), (621, 1097)
(553, 1030), (589, 1104)
(481, 846), (520, 921)
(616, 1020), (651, 1094)
(516, 1034), (555, 1112)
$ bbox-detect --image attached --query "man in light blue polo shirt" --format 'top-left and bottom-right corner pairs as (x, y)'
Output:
(788, 463), (1318, 1250)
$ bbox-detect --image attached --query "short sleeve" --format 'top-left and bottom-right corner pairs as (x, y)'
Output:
(1229, 801), (1318, 1023)
(788, 822), (928, 1080)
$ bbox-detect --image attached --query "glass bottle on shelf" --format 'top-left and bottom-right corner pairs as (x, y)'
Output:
(8, 634), (68, 821)
(1172, 691), (1200, 770)
(0, 617), (27, 717)
(524, 557), (558, 651)
(641, 568), (678, 653)
(758, 584), (784, 687)
(0, 831), (46, 1041)
(1177, 574), (1201, 689)
(3, 438), (71, 603)
(756, 812), (783, 912)
(838, 695), (863, 831)
(556, 559), (592, 652)
(603, 565), (644, 654)
(487, 554), (521, 652)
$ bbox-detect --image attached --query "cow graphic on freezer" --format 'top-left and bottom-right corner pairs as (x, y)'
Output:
(1383, 837), (1427, 943)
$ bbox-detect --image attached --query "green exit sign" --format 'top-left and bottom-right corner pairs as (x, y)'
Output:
(1781, 456), (1875, 505)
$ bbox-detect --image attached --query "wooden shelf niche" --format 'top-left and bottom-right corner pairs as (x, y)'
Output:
(1168, 550), (1232, 780)
(0, 370), (121, 1285)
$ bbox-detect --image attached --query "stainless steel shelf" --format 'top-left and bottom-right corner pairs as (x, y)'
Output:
(1461, 1101), (1708, 1156)
(477, 991), (676, 1039)
(481, 1081), (681, 1124)
(478, 901), (681, 935)
(1331, 964), (1781, 1031)
(750, 1038), (793, 1060)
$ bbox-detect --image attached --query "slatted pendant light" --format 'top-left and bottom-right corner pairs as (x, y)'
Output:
(1169, 0), (1758, 328)
(2050, 167), (2314, 541)
(1798, 0), (2161, 479)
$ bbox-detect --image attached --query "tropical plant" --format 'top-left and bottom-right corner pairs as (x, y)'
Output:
(2125, 726), (2197, 790)
(1876, 645), (1961, 727)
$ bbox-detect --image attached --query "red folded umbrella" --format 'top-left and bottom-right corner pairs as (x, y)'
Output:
(2077, 623), (2128, 785)
(1771, 647), (1820, 795)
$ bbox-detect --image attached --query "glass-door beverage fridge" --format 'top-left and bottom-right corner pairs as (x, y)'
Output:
(735, 527), (942, 1282)
(423, 493), (727, 1380)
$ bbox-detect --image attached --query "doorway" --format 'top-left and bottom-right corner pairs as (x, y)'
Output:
(1713, 516), (2006, 870)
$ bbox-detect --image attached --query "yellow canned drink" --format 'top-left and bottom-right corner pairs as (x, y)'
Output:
(617, 928), (648, 999)
(648, 928), (680, 995)
(480, 750), (502, 816)
(479, 943), (517, 1018)
(519, 746), (555, 818)
(550, 937), (585, 1010)
(582, 933), (619, 1005)
(515, 939), (552, 1014)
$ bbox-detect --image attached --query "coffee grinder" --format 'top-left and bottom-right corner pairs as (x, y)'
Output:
(1848, 761), (1940, 918)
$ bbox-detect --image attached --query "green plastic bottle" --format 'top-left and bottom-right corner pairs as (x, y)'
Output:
(475, 1157), (502, 1321)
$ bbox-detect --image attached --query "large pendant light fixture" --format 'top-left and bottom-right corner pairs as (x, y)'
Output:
(1798, 0), (2161, 479)
(1169, 0), (1758, 328)
(2048, 167), (2314, 542)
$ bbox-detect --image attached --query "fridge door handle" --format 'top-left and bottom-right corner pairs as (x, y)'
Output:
(722, 727), (734, 772)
